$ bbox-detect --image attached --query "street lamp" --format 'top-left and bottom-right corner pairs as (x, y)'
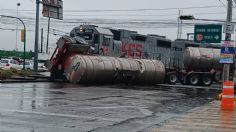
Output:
(15, 3), (20, 51)
(0, 15), (26, 70)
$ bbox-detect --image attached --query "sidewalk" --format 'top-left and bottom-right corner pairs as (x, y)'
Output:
(150, 101), (236, 132)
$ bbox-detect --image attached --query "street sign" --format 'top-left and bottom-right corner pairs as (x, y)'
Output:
(221, 47), (235, 54)
(223, 22), (235, 34)
(194, 24), (222, 43)
(220, 54), (234, 64)
(221, 41), (235, 47)
(42, 0), (63, 20)
(220, 40), (235, 64)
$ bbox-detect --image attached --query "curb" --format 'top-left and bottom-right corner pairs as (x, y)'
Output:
(1, 79), (50, 83)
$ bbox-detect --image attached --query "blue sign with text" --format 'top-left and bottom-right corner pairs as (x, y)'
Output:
(220, 58), (234, 63)
(221, 47), (235, 54)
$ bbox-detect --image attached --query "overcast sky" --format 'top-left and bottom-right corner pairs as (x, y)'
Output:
(0, 0), (233, 52)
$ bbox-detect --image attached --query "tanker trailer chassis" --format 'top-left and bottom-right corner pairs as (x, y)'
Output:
(181, 71), (215, 86)
(165, 69), (215, 86)
(165, 64), (217, 86)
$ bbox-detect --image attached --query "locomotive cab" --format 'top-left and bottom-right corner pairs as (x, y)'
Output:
(70, 25), (113, 55)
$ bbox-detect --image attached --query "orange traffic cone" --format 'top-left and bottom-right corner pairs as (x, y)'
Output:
(221, 81), (235, 111)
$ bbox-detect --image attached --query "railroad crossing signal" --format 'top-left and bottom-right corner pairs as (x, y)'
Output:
(194, 24), (222, 43)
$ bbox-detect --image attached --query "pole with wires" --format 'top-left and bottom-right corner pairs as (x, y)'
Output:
(46, 7), (51, 54)
(34, 0), (40, 71)
(222, 0), (233, 81)
(15, 3), (20, 51)
(46, 17), (50, 53)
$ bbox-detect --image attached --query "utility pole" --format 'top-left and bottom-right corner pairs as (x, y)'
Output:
(41, 28), (43, 53)
(15, 3), (20, 51)
(46, 16), (51, 53)
(177, 10), (181, 39)
(177, 10), (183, 39)
(179, 10), (183, 39)
(34, 0), (40, 71)
(223, 0), (233, 81)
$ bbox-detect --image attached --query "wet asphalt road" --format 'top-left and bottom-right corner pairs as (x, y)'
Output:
(0, 82), (220, 132)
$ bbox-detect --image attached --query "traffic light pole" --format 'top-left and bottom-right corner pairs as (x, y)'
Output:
(34, 0), (40, 71)
(0, 15), (26, 70)
(223, 0), (233, 81)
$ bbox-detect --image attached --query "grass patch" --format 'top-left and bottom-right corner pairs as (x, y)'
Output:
(0, 68), (37, 79)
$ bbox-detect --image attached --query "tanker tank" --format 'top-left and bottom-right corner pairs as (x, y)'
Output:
(183, 47), (222, 71)
(63, 55), (165, 84)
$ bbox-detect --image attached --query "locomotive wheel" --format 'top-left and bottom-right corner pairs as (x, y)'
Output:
(201, 75), (213, 86)
(188, 74), (199, 85)
(167, 73), (178, 85)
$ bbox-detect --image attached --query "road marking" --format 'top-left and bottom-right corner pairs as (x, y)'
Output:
(0, 108), (120, 122)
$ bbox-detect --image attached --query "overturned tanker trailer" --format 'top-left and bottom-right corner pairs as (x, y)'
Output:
(45, 36), (166, 84)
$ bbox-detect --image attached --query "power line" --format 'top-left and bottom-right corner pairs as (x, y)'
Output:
(218, 0), (236, 17)
(232, 0), (236, 11)
(33, 12), (229, 17)
(1, 17), (220, 29)
(218, 0), (226, 6)
(0, 5), (224, 13)
(63, 5), (224, 12)
(1, 8), (228, 20)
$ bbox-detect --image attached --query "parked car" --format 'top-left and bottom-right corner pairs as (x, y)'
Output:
(38, 63), (48, 72)
(0, 59), (21, 70)
(20, 61), (33, 71)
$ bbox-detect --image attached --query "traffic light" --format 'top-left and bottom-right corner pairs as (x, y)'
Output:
(179, 15), (195, 20)
(21, 29), (25, 42)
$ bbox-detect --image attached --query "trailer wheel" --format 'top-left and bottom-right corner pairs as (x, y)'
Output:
(50, 73), (55, 82)
(50, 71), (57, 82)
(167, 73), (178, 85)
(201, 75), (213, 86)
(214, 72), (221, 82)
(188, 74), (199, 85)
